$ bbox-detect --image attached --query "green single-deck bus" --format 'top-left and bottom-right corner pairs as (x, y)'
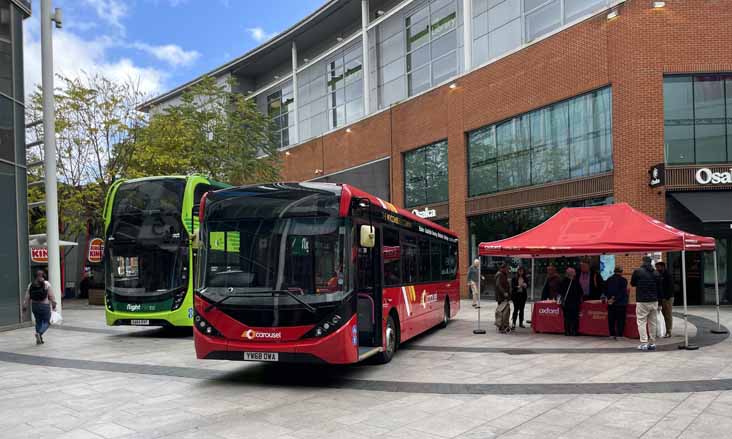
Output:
(102, 175), (228, 327)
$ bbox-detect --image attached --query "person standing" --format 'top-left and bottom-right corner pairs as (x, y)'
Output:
(22, 270), (57, 345)
(511, 266), (529, 329)
(655, 261), (673, 338)
(541, 264), (562, 300)
(468, 259), (484, 308)
(631, 256), (660, 351)
(559, 267), (583, 336)
(494, 263), (512, 333)
(606, 266), (629, 340)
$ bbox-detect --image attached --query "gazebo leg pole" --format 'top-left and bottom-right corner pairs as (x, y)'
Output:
(527, 258), (535, 324)
(679, 250), (698, 350)
(474, 256), (486, 335)
(711, 250), (727, 334)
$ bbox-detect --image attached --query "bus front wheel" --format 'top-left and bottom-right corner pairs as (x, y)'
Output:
(376, 314), (398, 364)
(439, 299), (450, 328)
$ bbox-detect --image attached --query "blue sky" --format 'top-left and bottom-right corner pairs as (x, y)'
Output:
(24, 0), (325, 98)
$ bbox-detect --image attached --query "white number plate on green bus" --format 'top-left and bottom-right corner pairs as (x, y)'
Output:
(244, 352), (278, 362)
(130, 320), (150, 326)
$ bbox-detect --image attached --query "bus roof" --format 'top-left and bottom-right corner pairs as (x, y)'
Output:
(206, 182), (457, 239)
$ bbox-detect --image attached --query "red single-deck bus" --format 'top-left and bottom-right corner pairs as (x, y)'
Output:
(193, 183), (459, 364)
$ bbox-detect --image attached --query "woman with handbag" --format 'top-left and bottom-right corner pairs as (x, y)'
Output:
(22, 270), (58, 345)
(511, 266), (529, 329)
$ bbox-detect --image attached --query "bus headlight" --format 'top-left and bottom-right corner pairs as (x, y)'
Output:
(302, 301), (350, 339)
(171, 288), (187, 311)
(193, 311), (222, 337)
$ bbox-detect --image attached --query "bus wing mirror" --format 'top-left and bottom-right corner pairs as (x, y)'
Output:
(360, 225), (375, 248)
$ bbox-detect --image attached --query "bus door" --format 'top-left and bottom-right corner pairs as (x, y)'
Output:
(355, 223), (382, 348)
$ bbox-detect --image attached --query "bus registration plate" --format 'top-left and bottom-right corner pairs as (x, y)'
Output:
(130, 320), (150, 326)
(244, 352), (278, 362)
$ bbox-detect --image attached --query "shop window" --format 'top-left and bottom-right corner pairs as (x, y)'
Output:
(664, 74), (732, 165)
(467, 87), (612, 197)
(404, 139), (449, 208)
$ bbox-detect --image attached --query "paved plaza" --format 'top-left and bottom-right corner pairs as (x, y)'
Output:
(2, 300), (732, 438)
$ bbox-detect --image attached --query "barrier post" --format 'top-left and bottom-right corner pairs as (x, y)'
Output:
(711, 250), (727, 334)
(679, 249), (699, 350)
(473, 257), (486, 335)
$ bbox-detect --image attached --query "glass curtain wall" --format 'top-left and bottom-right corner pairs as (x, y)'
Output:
(403, 140), (449, 208)
(375, 0), (463, 109)
(0, 0), (27, 327)
(664, 74), (732, 165)
(258, 82), (295, 149)
(468, 87), (612, 197)
(471, 0), (612, 67)
(298, 41), (364, 142)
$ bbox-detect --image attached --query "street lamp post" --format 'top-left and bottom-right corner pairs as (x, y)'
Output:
(41, 0), (62, 314)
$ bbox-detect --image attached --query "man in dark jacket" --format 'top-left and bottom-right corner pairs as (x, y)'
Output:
(559, 267), (583, 336)
(631, 256), (660, 351)
(655, 261), (673, 338)
(541, 264), (562, 300)
(606, 266), (629, 340)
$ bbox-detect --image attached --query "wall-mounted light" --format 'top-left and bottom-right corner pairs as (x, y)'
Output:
(285, 151), (291, 156)
(346, 128), (352, 133)
(652, 1), (666, 8)
(606, 9), (619, 20)
(336, 36), (343, 42)
(376, 10), (385, 16)
(449, 82), (457, 89)
(314, 169), (323, 174)
(246, 90), (253, 94)
(303, 58), (310, 63)
(274, 75), (281, 80)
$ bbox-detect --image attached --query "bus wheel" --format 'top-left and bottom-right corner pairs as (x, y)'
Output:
(376, 314), (398, 364)
(439, 299), (450, 328)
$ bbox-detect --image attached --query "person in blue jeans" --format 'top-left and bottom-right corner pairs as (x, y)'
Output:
(22, 270), (57, 345)
(606, 266), (629, 340)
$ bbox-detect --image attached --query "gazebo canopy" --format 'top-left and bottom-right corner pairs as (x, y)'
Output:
(478, 203), (715, 258)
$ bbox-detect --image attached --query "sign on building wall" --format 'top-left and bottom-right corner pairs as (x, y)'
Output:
(88, 238), (105, 263)
(695, 168), (732, 185)
(411, 207), (437, 219)
(648, 164), (665, 188)
(31, 247), (48, 264)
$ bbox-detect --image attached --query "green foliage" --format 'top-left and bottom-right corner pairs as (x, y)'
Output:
(130, 76), (280, 185)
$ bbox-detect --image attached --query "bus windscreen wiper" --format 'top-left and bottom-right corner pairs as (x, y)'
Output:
(204, 290), (317, 314)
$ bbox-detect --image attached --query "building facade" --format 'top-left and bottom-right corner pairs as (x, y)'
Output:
(143, 0), (732, 305)
(0, 0), (30, 329)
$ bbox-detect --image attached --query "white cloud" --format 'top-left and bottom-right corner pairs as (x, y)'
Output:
(245, 27), (278, 43)
(24, 19), (166, 99)
(81, 0), (129, 34)
(130, 42), (201, 67)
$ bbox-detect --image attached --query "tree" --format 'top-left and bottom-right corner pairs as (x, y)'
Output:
(129, 75), (280, 185)
(26, 73), (147, 237)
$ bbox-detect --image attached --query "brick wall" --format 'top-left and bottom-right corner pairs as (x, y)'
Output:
(280, 0), (732, 296)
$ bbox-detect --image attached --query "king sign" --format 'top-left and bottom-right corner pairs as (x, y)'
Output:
(695, 168), (732, 185)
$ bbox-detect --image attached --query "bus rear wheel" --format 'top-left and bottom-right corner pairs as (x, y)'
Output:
(439, 299), (450, 328)
(375, 314), (398, 364)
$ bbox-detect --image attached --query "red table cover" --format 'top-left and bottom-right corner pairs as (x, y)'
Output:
(532, 301), (640, 339)
(531, 301), (564, 334)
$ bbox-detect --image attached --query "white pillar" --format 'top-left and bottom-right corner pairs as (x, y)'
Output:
(462, 0), (472, 71)
(41, 0), (62, 314)
(291, 41), (299, 144)
(361, 0), (371, 115)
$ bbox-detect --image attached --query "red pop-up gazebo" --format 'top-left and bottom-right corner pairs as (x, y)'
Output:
(478, 203), (719, 348)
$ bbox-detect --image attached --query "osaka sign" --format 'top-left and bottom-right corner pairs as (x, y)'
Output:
(695, 168), (732, 185)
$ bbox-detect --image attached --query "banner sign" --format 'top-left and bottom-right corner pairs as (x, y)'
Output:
(88, 238), (105, 263)
(31, 247), (48, 264)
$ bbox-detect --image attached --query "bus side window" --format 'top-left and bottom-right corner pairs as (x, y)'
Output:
(418, 238), (430, 283)
(402, 234), (418, 285)
(383, 228), (401, 286)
